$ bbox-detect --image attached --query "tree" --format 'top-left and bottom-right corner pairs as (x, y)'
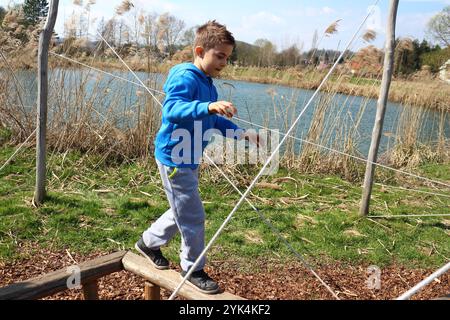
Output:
(103, 18), (118, 47)
(254, 38), (277, 67)
(64, 10), (79, 39)
(22, 0), (49, 26)
(421, 46), (450, 72)
(323, 51), (330, 64)
(309, 29), (319, 63)
(0, 6), (6, 26)
(1, 5), (29, 43)
(394, 38), (414, 76)
(157, 13), (185, 57)
(234, 41), (259, 66)
(427, 6), (450, 47)
(419, 39), (432, 54)
(130, 7), (142, 47)
(181, 26), (196, 47)
(277, 45), (301, 67)
(140, 12), (159, 57)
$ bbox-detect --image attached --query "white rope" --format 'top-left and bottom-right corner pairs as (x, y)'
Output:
(374, 183), (450, 199)
(234, 117), (450, 190)
(96, 32), (165, 107)
(49, 51), (165, 95)
(204, 157), (340, 299)
(0, 128), (37, 172)
(396, 262), (450, 300)
(369, 214), (450, 218)
(48, 53), (450, 194)
(169, 0), (380, 300)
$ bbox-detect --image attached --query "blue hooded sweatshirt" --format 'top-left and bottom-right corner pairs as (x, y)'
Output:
(155, 63), (243, 169)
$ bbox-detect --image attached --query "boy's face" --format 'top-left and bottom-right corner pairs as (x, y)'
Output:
(195, 43), (234, 77)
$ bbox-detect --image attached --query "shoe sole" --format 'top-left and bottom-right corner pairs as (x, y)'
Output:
(134, 243), (169, 270)
(179, 274), (220, 295)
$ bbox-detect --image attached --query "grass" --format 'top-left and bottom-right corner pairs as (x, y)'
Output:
(348, 77), (381, 86)
(1, 145), (449, 269)
(419, 163), (450, 181)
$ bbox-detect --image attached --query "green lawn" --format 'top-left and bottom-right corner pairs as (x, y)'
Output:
(0, 145), (449, 269)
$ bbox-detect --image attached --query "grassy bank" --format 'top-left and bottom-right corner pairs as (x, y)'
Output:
(1, 145), (449, 269)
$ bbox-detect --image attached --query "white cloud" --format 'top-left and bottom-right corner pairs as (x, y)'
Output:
(133, 0), (180, 13)
(321, 6), (335, 15)
(303, 6), (336, 17)
(233, 11), (286, 44)
(242, 11), (284, 29)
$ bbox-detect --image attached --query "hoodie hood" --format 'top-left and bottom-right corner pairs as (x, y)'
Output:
(167, 63), (212, 85)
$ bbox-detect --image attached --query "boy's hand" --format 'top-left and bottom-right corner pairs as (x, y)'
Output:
(242, 131), (265, 148)
(209, 101), (237, 119)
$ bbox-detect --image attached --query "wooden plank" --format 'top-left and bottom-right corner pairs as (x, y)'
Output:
(83, 280), (99, 300)
(144, 282), (160, 300)
(0, 251), (126, 300)
(122, 252), (245, 300)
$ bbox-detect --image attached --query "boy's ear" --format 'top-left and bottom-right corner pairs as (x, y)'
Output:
(194, 46), (205, 58)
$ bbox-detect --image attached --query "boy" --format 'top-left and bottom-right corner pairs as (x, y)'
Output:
(135, 21), (261, 294)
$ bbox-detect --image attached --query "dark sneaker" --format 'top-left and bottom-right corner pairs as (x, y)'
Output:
(180, 269), (220, 294)
(134, 238), (169, 270)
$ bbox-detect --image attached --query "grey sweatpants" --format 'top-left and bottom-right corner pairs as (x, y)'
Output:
(142, 159), (206, 272)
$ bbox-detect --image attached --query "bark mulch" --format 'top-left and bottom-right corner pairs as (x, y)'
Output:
(0, 243), (448, 300)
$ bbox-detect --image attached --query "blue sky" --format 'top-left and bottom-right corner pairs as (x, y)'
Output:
(1, 0), (449, 50)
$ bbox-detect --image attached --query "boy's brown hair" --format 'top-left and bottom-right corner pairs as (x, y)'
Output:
(194, 20), (235, 51)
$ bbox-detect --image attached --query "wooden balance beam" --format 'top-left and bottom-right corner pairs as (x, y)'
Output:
(0, 251), (244, 300)
(122, 251), (244, 300)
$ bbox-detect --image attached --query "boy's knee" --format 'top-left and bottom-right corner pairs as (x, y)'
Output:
(185, 212), (205, 226)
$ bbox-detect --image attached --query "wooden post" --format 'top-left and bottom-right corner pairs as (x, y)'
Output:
(83, 280), (99, 300)
(144, 282), (160, 300)
(35, 0), (59, 205)
(360, 0), (399, 216)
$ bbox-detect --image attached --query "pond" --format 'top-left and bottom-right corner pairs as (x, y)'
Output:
(9, 68), (450, 157)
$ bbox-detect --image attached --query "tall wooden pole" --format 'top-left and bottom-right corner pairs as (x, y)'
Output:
(35, 0), (59, 205)
(360, 0), (399, 216)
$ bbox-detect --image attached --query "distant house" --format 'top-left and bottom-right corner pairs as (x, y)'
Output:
(439, 59), (450, 84)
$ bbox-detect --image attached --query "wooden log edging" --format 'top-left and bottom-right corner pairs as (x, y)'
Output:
(0, 251), (126, 300)
(0, 251), (245, 300)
